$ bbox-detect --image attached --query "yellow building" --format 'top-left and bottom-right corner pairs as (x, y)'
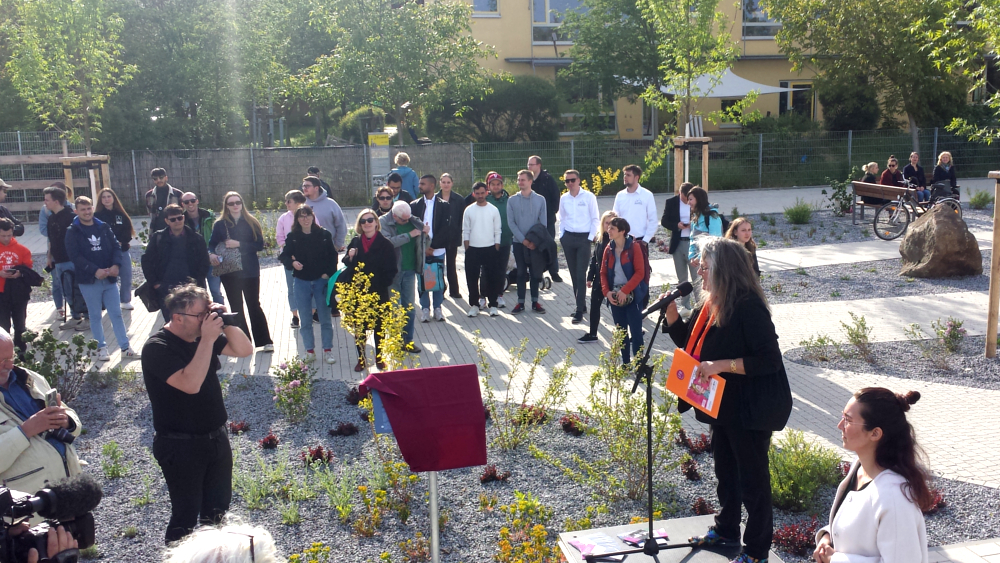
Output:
(467, 0), (820, 138)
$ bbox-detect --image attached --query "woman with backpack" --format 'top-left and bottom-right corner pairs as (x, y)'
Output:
(687, 186), (724, 270)
(600, 217), (648, 365)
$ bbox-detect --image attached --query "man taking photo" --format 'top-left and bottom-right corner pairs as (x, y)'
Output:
(141, 284), (252, 544)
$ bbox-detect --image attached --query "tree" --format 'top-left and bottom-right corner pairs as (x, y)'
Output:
(4, 0), (135, 152)
(762, 0), (976, 152)
(815, 70), (880, 131)
(426, 76), (560, 142)
(637, 0), (753, 175)
(299, 0), (499, 145)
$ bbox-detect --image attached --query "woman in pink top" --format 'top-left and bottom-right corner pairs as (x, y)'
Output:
(277, 190), (307, 327)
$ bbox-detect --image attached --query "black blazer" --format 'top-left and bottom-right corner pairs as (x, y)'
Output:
(665, 293), (792, 431)
(661, 195), (686, 255)
(410, 195), (451, 250)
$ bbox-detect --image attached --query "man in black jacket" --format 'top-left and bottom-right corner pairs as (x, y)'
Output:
(437, 173), (467, 300)
(410, 175), (450, 322)
(661, 182), (695, 310)
(527, 156), (562, 282)
(141, 205), (211, 321)
(44, 185), (87, 329)
(145, 168), (184, 232)
(0, 179), (24, 237)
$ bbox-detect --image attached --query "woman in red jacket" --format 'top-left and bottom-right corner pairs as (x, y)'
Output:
(879, 156), (904, 187)
(600, 217), (648, 365)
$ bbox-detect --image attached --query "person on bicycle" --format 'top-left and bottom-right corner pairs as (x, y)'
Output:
(902, 152), (930, 202)
(879, 156), (905, 188)
(933, 151), (959, 198)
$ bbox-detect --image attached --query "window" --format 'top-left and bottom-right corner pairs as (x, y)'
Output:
(779, 81), (815, 119)
(473, 0), (498, 14)
(742, 0), (780, 37)
(533, 0), (582, 43)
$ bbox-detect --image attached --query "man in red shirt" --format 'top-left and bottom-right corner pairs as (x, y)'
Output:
(0, 218), (33, 354)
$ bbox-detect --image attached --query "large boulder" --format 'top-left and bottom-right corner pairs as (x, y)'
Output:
(899, 205), (982, 278)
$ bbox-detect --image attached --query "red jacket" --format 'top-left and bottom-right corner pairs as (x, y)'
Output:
(0, 238), (32, 293)
(600, 237), (646, 300)
(880, 169), (904, 187)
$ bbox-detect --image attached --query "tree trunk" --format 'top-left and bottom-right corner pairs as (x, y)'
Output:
(396, 110), (407, 146)
(908, 113), (920, 155)
(315, 111), (324, 147)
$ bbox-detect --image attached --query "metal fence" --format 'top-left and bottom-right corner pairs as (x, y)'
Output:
(2, 129), (999, 217)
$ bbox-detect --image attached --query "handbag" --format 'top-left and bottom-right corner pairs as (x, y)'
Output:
(422, 261), (444, 292)
(213, 224), (243, 277)
(135, 280), (160, 313)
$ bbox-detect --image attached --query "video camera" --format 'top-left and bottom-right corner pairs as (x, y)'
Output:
(0, 474), (102, 563)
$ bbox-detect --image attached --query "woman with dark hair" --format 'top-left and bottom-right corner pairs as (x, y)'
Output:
(577, 210), (617, 343)
(880, 156), (905, 188)
(813, 388), (931, 563)
(373, 186), (395, 217)
(902, 152), (930, 202)
(686, 186), (723, 269)
(95, 188), (136, 308)
(209, 191), (273, 351)
(343, 208), (398, 372)
(725, 217), (759, 277)
(599, 217), (647, 364)
(663, 237), (793, 563)
(279, 205), (338, 365)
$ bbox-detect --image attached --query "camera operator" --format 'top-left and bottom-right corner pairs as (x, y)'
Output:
(0, 328), (82, 521)
(10, 523), (79, 563)
(140, 284), (252, 544)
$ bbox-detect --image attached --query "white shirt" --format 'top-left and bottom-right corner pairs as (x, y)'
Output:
(420, 196), (446, 257)
(558, 189), (600, 240)
(679, 202), (691, 237)
(612, 184), (659, 240)
(819, 466), (929, 563)
(463, 203), (502, 248)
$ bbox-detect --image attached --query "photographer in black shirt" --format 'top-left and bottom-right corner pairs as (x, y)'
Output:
(141, 283), (252, 544)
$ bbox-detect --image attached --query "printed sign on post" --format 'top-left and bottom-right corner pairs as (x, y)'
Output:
(369, 132), (390, 195)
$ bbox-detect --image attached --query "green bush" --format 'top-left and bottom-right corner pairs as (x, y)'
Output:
(769, 430), (843, 512)
(840, 312), (875, 364)
(968, 189), (994, 210)
(338, 106), (386, 144)
(783, 198), (813, 224)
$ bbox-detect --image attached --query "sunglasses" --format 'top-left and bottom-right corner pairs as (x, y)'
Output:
(377, 196), (392, 201)
(889, 164), (897, 167)
(166, 216), (185, 223)
(227, 201), (243, 207)
(565, 178), (579, 184)
(359, 217), (376, 224)
(181, 199), (197, 204)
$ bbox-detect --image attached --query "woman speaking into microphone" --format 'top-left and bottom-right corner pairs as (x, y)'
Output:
(662, 237), (793, 563)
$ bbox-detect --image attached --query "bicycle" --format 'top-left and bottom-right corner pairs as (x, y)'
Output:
(872, 178), (962, 241)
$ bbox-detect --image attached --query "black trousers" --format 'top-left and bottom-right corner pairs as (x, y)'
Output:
(0, 291), (28, 353)
(546, 221), (560, 278)
(445, 242), (461, 297)
(587, 280), (604, 336)
(711, 424), (773, 560)
(219, 274), (272, 346)
(153, 431), (232, 544)
(466, 246), (499, 308)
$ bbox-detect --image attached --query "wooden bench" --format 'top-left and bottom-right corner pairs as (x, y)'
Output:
(851, 181), (909, 225)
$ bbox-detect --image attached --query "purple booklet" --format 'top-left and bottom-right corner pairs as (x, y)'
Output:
(617, 528), (669, 547)
(567, 533), (624, 561)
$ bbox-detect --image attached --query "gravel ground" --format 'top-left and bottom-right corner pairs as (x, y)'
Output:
(761, 251), (990, 305)
(785, 335), (1000, 391)
(64, 374), (1000, 563)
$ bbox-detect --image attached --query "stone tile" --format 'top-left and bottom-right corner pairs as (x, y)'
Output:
(970, 543), (1000, 557)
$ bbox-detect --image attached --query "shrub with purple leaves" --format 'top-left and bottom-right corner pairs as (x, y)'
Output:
(773, 517), (819, 556)
(933, 317), (967, 353)
(228, 420), (250, 434)
(259, 431), (279, 449)
(559, 414), (586, 436)
(692, 497), (715, 515)
(924, 488), (947, 514)
(329, 422), (360, 436)
(479, 464), (511, 484)
(300, 444), (334, 466)
(681, 458), (701, 481)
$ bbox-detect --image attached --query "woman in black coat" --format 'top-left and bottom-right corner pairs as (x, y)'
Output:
(208, 191), (272, 351)
(342, 208), (398, 372)
(662, 237), (792, 563)
(576, 210), (617, 343)
(95, 188), (135, 307)
(933, 151), (959, 196)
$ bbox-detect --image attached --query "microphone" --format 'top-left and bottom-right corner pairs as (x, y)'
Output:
(641, 281), (693, 318)
(12, 473), (103, 520)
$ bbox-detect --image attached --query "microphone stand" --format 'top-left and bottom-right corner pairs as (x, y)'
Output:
(583, 307), (695, 561)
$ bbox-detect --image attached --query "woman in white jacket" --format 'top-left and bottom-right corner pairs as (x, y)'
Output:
(814, 387), (933, 563)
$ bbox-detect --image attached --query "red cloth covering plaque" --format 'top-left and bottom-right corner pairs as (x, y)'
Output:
(361, 364), (486, 472)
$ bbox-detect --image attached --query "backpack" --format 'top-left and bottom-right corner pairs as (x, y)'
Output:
(630, 239), (652, 288)
(705, 211), (730, 234)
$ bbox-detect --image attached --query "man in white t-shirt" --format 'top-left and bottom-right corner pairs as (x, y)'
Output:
(462, 182), (502, 317)
(612, 164), (659, 242)
(557, 169), (599, 324)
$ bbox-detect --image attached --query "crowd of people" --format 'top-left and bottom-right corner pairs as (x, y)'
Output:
(859, 150), (961, 205)
(0, 149), (945, 563)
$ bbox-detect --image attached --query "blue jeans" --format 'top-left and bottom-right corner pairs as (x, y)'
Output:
(915, 188), (931, 202)
(392, 269), (417, 344)
(118, 253), (133, 304)
(284, 268), (297, 312)
(610, 300), (643, 364)
(419, 257), (445, 311)
(207, 270), (224, 304)
(80, 278), (130, 350)
(53, 262), (85, 319)
(293, 277), (332, 351)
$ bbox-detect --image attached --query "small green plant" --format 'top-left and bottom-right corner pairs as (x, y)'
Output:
(769, 283), (783, 294)
(80, 545), (99, 559)
(968, 188), (995, 210)
(400, 532), (431, 562)
(807, 227), (817, 238)
(289, 542), (333, 563)
(730, 206), (740, 219)
(865, 267), (877, 273)
(564, 505), (608, 532)
(798, 334), (842, 362)
(904, 324), (950, 370)
(354, 485), (388, 537)
(933, 317), (966, 353)
(769, 429), (843, 512)
(839, 275), (851, 281)
(495, 491), (557, 563)
(315, 462), (356, 522)
(758, 238), (768, 247)
(822, 169), (858, 216)
(769, 228), (778, 235)
(794, 266), (808, 276)
(277, 499), (302, 525)
(132, 472), (157, 507)
(479, 492), (499, 512)
(784, 198), (813, 224)
(122, 526), (138, 538)
(101, 441), (130, 478)
(272, 358), (316, 423)
(830, 290), (841, 297)
(860, 229), (871, 238)
(840, 312), (875, 363)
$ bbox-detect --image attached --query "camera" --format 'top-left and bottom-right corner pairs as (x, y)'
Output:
(0, 474), (101, 563)
(219, 313), (238, 327)
(46, 428), (75, 445)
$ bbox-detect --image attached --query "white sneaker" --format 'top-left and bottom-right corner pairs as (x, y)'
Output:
(497, 296), (506, 309)
(489, 307), (499, 317)
(305, 351), (316, 361)
(96, 347), (110, 362)
(261, 344), (274, 353)
(434, 307), (444, 321)
(467, 306), (480, 317)
(324, 350), (336, 364)
(122, 347), (140, 359)
(59, 318), (82, 331)
(120, 302), (134, 310)
(421, 309), (430, 323)
(478, 297), (486, 308)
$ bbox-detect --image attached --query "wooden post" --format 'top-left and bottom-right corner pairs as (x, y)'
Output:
(62, 165), (73, 194)
(673, 143), (684, 191)
(100, 162), (111, 193)
(702, 143), (710, 192)
(986, 172), (1000, 357)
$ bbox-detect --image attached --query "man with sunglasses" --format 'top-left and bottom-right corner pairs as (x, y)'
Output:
(181, 192), (223, 304)
(145, 168), (183, 232)
(141, 205), (211, 321)
(558, 169), (600, 324)
(141, 283), (252, 544)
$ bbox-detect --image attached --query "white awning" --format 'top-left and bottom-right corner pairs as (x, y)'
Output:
(660, 69), (805, 98)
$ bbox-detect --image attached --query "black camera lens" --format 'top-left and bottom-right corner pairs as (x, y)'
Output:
(47, 427), (75, 445)
(219, 313), (238, 327)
